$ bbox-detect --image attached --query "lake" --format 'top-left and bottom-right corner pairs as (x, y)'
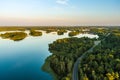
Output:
(0, 31), (98, 80)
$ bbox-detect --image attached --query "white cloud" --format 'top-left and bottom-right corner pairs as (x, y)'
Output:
(56, 0), (69, 5)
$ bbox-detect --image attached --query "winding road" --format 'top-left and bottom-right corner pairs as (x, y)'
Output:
(72, 33), (110, 80)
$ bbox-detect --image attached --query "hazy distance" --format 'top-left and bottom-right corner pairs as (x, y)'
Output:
(0, 0), (120, 26)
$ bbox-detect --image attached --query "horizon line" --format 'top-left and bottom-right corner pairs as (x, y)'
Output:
(0, 25), (120, 27)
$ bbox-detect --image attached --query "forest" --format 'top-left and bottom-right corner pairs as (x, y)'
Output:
(79, 33), (120, 80)
(43, 27), (120, 80)
(45, 37), (94, 80)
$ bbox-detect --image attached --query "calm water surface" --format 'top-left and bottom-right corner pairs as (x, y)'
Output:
(0, 31), (98, 80)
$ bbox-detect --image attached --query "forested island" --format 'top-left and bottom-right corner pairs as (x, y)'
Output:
(0, 32), (27, 41)
(0, 26), (96, 41)
(57, 30), (67, 35)
(29, 30), (42, 36)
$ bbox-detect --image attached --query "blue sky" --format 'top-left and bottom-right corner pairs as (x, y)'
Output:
(0, 0), (120, 26)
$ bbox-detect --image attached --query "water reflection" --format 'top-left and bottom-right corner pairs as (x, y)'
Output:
(0, 31), (98, 80)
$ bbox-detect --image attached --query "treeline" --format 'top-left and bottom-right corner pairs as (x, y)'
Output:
(79, 33), (120, 80)
(47, 37), (94, 80)
(68, 31), (80, 37)
(0, 26), (92, 33)
(0, 27), (26, 31)
(90, 28), (109, 39)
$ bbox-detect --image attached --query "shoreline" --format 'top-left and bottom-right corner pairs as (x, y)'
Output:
(42, 56), (58, 80)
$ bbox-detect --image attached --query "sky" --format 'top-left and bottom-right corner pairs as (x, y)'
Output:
(0, 0), (120, 26)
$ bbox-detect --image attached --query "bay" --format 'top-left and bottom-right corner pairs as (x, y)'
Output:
(0, 31), (98, 80)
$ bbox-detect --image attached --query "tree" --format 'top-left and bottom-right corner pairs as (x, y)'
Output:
(83, 74), (89, 80)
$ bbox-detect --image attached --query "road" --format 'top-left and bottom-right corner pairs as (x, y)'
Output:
(72, 33), (110, 80)
(72, 40), (101, 80)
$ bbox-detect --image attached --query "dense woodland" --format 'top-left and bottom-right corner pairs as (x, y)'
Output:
(48, 37), (94, 80)
(43, 27), (120, 80)
(79, 33), (120, 80)
(90, 28), (109, 39)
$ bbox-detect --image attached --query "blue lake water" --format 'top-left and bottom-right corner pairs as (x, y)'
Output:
(0, 31), (98, 80)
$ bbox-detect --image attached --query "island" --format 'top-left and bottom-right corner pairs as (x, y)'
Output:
(57, 30), (67, 35)
(29, 30), (42, 36)
(0, 32), (27, 41)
